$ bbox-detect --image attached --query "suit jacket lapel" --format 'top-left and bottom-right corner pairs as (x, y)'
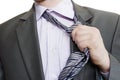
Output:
(71, 2), (93, 58)
(16, 6), (45, 80)
(73, 2), (93, 24)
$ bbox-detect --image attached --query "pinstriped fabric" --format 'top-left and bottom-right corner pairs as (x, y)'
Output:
(42, 11), (90, 80)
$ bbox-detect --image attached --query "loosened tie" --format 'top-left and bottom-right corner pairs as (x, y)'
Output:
(42, 10), (90, 80)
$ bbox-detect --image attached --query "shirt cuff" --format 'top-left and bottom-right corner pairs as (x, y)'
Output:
(100, 71), (109, 80)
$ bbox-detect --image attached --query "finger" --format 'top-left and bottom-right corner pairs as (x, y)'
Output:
(76, 40), (89, 52)
(71, 24), (83, 41)
(74, 33), (91, 44)
(71, 26), (78, 41)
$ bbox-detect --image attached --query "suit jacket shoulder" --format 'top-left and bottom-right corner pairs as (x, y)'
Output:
(85, 6), (120, 80)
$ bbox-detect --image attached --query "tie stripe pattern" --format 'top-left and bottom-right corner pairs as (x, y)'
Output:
(42, 10), (90, 80)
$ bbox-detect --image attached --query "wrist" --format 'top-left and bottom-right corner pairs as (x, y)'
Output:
(97, 51), (110, 72)
(99, 59), (110, 72)
(90, 45), (110, 72)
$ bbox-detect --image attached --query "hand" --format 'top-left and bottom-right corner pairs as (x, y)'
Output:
(71, 25), (110, 72)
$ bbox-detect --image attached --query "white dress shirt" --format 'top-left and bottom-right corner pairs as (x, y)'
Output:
(35, 0), (75, 80)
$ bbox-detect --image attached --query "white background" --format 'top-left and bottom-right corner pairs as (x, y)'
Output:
(0, 0), (120, 24)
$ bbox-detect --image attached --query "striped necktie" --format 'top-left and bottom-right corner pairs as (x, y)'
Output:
(42, 10), (90, 80)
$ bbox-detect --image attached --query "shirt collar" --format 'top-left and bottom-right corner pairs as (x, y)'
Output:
(35, 0), (74, 21)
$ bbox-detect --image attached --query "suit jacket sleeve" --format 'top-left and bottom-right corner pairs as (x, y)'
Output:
(0, 24), (4, 80)
(0, 62), (4, 80)
(109, 15), (120, 80)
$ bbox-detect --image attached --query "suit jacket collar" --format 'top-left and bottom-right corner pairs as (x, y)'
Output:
(17, 2), (93, 80)
(20, 4), (35, 20)
(20, 2), (93, 23)
(73, 2), (93, 23)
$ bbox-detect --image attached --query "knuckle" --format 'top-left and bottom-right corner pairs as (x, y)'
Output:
(75, 30), (80, 37)
(93, 27), (100, 33)
(78, 42), (87, 49)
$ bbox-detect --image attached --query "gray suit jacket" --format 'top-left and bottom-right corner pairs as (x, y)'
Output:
(0, 2), (120, 80)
